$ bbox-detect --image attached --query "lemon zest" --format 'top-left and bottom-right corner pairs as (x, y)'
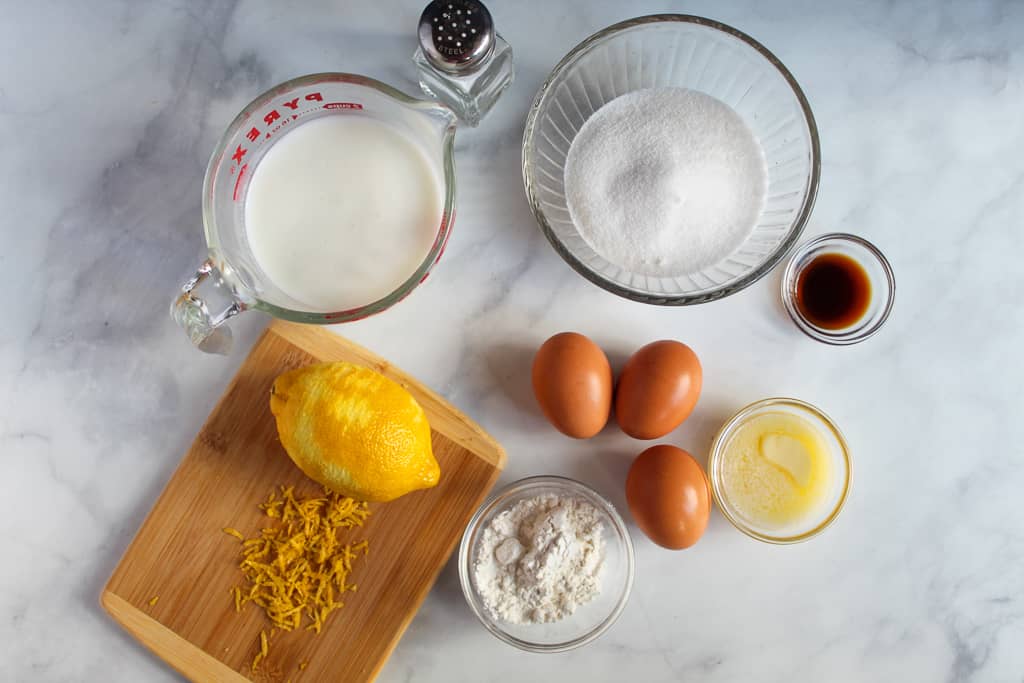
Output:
(229, 486), (369, 672)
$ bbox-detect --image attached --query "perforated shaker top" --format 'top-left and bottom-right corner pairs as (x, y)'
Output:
(418, 0), (495, 74)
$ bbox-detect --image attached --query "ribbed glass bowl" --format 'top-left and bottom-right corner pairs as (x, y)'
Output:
(522, 14), (821, 304)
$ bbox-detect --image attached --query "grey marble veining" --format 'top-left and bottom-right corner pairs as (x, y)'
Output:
(2, 1), (1023, 681)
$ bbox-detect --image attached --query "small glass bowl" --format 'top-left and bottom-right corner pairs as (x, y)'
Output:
(458, 476), (635, 653)
(782, 233), (895, 345)
(708, 398), (851, 544)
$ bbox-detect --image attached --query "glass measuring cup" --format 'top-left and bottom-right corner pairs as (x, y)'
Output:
(171, 73), (457, 353)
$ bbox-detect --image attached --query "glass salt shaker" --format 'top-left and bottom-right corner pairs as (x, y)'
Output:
(413, 0), (514, 127)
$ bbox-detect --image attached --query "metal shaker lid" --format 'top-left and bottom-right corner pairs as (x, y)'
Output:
(418, 0), (495, 74)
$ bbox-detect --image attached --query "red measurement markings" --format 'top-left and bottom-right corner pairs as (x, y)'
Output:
(228, 91), (325, 176)
(232, 163), (248, 201)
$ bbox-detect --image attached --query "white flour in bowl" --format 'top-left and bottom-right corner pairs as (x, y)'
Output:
(563, 87), (767, 277)
(473, 494), (605, 624)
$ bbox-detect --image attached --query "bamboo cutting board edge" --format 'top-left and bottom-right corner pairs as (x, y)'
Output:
(101, 321), (506, 682)
(101, 593), (247, 683)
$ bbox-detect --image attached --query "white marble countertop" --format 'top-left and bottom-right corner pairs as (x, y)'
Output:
(4, 1), (1023, 681)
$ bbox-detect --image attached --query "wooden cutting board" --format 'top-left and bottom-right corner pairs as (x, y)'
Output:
(102, 321), (505, 682)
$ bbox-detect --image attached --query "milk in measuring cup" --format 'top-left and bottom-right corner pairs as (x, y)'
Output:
(244, 114), (442, 312)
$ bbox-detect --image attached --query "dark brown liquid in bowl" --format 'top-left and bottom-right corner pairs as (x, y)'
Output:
(795, 253), (871, 330)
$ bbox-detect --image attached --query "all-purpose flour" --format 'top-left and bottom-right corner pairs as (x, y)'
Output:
(473, 494), (605, 624)
(564, 87), (768, 277)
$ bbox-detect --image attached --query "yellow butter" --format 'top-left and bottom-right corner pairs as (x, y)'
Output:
(760, 433), (814, 487)
(720, 412), (832, 528)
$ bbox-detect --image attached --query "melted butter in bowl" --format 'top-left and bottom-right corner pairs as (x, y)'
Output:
(709, 398), (851, 544)
(720, 412), (833, 528)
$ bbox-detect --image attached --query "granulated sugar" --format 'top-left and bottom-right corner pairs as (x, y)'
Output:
(564, 87), (767, 277)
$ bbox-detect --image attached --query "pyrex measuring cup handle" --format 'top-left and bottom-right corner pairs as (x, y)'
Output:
(169, 259), (245, 354)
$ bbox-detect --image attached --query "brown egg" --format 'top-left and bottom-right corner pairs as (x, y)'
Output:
(615, 340), (702, 439)
(532, 332), (613, 438)
(626, 445), (711, 549)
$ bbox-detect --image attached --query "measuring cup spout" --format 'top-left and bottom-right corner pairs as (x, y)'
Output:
(170, 259), (246, 354)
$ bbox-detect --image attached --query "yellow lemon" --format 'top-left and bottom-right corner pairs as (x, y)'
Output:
(270, 362), (440, 502)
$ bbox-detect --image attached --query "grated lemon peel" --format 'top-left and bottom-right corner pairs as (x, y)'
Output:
(224, 485), (370, 672)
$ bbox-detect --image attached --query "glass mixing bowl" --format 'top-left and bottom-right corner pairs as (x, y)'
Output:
(458, 476), (634, 652)
(522, 14), (820, 304)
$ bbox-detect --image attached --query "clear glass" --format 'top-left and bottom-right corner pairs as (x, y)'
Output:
(170, 73), (457, 353)
(458, 476), (634, 653)
(523, 14), (821, 305)
(782, 233), (896, 345)
(709, 398), (852, 544)
(414, 33), (514, 127)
